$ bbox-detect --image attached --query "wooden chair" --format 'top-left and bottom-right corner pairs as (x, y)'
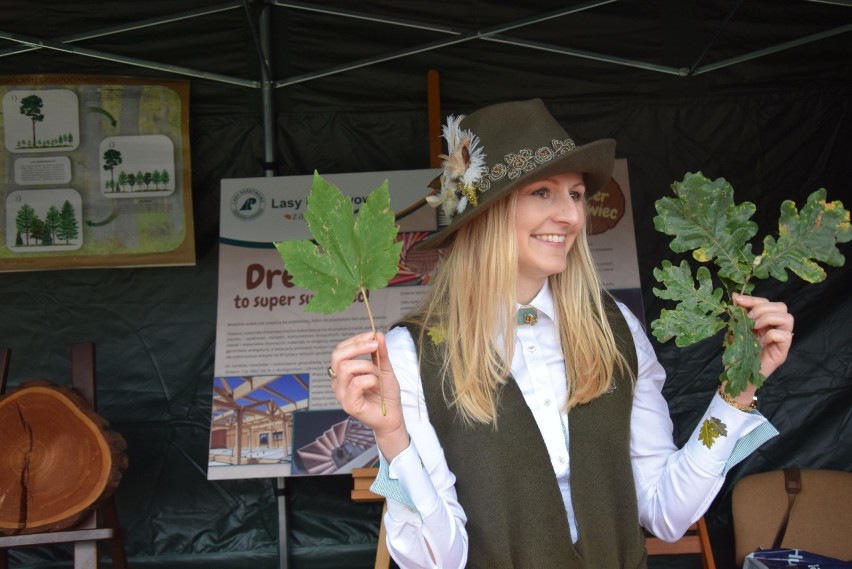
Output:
(646, 517), (717, 569)
(0, 343), (128, 569)
(353, 466), (715, 569)
(732, 469), (852, 566)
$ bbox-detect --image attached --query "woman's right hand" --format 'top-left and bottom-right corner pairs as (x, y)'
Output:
(330, 331), (410, 460)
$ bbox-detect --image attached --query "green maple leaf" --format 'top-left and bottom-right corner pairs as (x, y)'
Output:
(427, 325), (447, 346)
(273, 171), (402, 314)
(652, 172), (849, 396)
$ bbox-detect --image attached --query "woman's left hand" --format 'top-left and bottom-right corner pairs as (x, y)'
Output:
(733, 293), (795, 378)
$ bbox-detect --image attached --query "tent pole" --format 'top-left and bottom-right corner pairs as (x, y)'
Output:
(257, 5), (287, 568)
(275, 477), (288, 569)
(260, 3), (277, 178)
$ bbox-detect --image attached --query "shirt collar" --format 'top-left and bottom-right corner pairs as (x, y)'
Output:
(519, 280), (556, 323)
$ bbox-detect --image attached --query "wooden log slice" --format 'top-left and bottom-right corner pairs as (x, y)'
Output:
(0, 380), (127, 535)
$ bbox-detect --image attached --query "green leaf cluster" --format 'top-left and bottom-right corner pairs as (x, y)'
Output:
(274, 171), (402, 314)
(651, 172), (850, 395)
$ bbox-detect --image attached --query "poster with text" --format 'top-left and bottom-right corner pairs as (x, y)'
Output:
(210, 170), (438, 480)
(0, 75), (194, 271)
(209, 160), (643, 480)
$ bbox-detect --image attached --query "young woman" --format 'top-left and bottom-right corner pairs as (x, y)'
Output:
(330, 99), (794, 569)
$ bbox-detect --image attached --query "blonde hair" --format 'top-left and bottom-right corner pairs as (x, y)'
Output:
(409, 191), (633, 425)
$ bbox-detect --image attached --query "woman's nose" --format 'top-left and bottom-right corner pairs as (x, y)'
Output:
(553, 192), (582, 223)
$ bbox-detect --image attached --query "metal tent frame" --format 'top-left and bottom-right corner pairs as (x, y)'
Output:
(1, 2), (849, 567)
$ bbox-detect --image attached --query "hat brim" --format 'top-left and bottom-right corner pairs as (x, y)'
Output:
(413, 138), (616, 251)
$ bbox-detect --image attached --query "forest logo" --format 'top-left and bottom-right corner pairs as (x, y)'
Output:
(230, 187), (266, 221)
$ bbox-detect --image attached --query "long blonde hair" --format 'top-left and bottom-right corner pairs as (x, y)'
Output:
(408, 191), (632, 425)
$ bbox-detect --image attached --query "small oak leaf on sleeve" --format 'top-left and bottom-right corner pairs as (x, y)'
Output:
(698, 416), (728, 449)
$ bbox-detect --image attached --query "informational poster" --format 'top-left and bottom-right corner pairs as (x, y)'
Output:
(587, 159), (645, 322)
(209, 160), (643, 480)
(0, 75), (194, 271)
(209, 170), (438, 480)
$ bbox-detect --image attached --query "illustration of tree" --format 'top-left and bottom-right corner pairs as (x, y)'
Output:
(42, 224), (53, 246)
(19, 94), (45, 146)
(127, 172), (137, 191)
(161, 169), (170, 189)
(29, 218), (45, 245)
(103, 149), (123, 191)
(136, 170), (144, 190)
(44, 205), (60, 243)
(56, 200), (79, 244)
(143, 171), (153, 189)
(15, 231), (23, 246)
(15, 203), (38, 245)
(152, 170), (162, 189)
(118, 171), (129, 192)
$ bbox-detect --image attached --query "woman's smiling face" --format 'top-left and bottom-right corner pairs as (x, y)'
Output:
(514, 171), (586, 302)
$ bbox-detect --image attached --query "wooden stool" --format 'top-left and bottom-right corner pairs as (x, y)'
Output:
(646, 517), (717, 569)
(0, 343), (128, 569)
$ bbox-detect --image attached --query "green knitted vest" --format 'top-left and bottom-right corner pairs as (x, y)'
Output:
(402, 297), (647, 568)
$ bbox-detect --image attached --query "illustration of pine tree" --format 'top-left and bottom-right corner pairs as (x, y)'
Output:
(15, 203), (38, 246)
(57, 200), (79, 244)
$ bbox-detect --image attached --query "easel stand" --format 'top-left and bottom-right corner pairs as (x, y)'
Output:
(0, 344), (128, 569)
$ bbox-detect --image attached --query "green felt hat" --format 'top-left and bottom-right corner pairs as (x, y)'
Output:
(415, 98), (615, 251)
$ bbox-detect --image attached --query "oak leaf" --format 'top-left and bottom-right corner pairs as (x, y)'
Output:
(652, 172), (849, 395)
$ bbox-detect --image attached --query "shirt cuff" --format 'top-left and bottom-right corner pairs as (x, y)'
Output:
(683, 392), (779, 475)
(724, 419), (779, 474)
(370, 449), (417, 510)
(370, 437), (443, 518)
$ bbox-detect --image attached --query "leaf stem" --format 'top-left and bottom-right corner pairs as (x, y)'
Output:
(361, 286), (386, 416)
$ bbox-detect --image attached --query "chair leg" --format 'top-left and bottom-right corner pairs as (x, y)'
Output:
(697, 517), (717, 569)
(101, 499), (128, 569)
(374, 502), (390, 569)
(0, 547), (8, 569)
(73, 541), (99, 569)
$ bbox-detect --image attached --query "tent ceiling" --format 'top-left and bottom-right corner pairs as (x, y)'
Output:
(1, 0), (850, 93)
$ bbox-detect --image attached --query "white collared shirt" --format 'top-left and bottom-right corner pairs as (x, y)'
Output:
(372, 283), (777, 569)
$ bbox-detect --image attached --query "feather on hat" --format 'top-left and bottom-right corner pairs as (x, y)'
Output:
(416, 98), (615, 251)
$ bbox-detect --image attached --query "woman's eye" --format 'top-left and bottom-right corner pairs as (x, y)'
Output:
(570, 191), (585, 201)
(532, 188), (549, 197)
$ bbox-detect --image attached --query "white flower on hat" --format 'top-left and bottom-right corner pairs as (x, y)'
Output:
(426, 114), (487, 219)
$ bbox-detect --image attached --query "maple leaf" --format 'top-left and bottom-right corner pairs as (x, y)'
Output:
(274, 171), (402, 314)
(274, 171), (403, 415)
(651, 172), (849, 396)
(427, 325), (447, 346)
